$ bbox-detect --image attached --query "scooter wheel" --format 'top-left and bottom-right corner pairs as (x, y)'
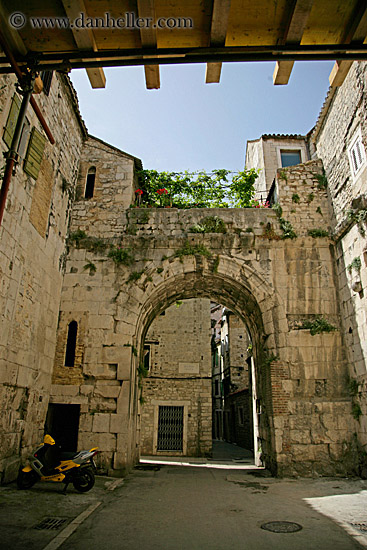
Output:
(72, 468), (95, 493)
(17, 469), (38, 489)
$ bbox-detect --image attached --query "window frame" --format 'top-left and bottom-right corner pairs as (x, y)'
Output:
(64, 320), (78, 367)
(348, 127), (366, 179)
(85, 166), (96, 199)
(279, 148), (302, 168)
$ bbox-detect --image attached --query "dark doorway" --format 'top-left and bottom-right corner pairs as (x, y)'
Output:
(45, 404), (80, 451)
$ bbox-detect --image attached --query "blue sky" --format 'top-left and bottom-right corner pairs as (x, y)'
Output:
(70, 60), (334, 173)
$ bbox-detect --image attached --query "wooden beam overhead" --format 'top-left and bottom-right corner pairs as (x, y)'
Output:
(273, 0), (314, 85)
(137, 0), (160, 90)
(206, 0), (231, 84)
(0, 3), (27, 57)
(61, 0), (106, 89)
(329, 0), (367, 87)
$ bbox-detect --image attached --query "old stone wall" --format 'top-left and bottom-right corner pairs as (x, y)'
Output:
(140, 298), (212, 456)
(51, 157), (354, 476)
(0, 73), (85, 482)
(312, 61), (367, 464)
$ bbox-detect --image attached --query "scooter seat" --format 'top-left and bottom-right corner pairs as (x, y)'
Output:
(59, 451), (77, 460)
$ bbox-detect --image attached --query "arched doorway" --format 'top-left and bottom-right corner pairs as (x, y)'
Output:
(138, 298), (261, 466)
(122, 259), (288, 474)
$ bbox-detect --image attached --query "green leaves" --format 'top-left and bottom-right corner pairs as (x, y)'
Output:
(137, 168), (259, 208)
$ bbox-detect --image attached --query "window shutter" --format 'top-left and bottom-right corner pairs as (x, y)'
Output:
(3, 94), (21, 148)
(24, 127), (46, 179)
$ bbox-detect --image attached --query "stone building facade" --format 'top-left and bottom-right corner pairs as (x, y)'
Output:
(140, 298), (212, 457)
(246, 134), (309, 201)
(51, 154), (352, 477)
(2, 61), (367, 482)
(309, 61), (367, 463)
(0, 72), (86, 482)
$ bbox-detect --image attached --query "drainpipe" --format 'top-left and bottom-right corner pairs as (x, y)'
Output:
(0, 77), (34, 227)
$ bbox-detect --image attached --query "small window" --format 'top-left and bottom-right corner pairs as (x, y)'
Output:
(3, 94), (21, 148)
(64, 321), (78, 367)
(280, 150), (301, 168)
(214, 379), (220, 396)
(24, 127), (46, 179)
(85, 167), (96, 199)
(40, 71), (53, 96)
(348, 128), (366, 178)
(143, 344), (151, 372)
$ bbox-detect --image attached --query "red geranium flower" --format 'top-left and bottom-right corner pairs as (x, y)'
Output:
(135, 189), (143, 195)
(157, 188), (168, 195)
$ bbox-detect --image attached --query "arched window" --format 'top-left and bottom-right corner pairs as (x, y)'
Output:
(65, 321), (78, 367)
(85, 167), (96, 199)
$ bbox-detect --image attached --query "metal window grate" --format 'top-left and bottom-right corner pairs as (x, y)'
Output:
(157, 406), (184, 451)
(34, 518), (68, 530)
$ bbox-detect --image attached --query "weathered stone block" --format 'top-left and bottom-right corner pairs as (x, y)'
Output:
(92, 413), (110, 433)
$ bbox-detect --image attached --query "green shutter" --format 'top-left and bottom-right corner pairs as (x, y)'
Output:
(3, 94), (21, 148)
(24, 128), (46, 179)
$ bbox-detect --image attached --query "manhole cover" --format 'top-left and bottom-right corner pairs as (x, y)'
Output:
(34, 518), (68, 530)
(261, 521), (302, 533)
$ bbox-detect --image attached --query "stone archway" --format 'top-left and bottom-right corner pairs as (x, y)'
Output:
(52, 197), (353, 477)
(119, 255), (289, 475)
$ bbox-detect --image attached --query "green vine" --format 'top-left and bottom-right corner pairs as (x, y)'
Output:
(292, 193), (300, 204)
(83, 261), (96, 274)
(67, 230), (107, 253)
(308, 228), (329, 238)
(302, 316), (336, 335)
(136, 168), (259, 208)
(108, 246), (134, 266)
(347, 208), (367, 236)
(314, 171), (328, 190)
(272, 203), (297, 239)
(174, 241), (212, 262)
(127, 270), (144, 283)
(348, 256), (361, 273)
(189, 216), (227, 234)
(212, 255), (220, 273)
(349, 379), (359, 396)
(352, 402), (362, 421)
(262, 352), (279, 368)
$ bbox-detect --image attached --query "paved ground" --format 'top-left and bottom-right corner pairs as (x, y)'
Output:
(1, 443), (367, 550)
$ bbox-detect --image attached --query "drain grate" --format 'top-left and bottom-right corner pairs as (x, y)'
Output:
(350, 523), (367, 532)
(261, 521), (303, 533)
(34, 517), (68, 530)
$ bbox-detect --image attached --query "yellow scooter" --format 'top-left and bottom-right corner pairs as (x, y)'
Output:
(17, 435), (98, 494)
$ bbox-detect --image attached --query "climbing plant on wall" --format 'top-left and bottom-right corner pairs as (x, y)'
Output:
(135, 168), (261, 208)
